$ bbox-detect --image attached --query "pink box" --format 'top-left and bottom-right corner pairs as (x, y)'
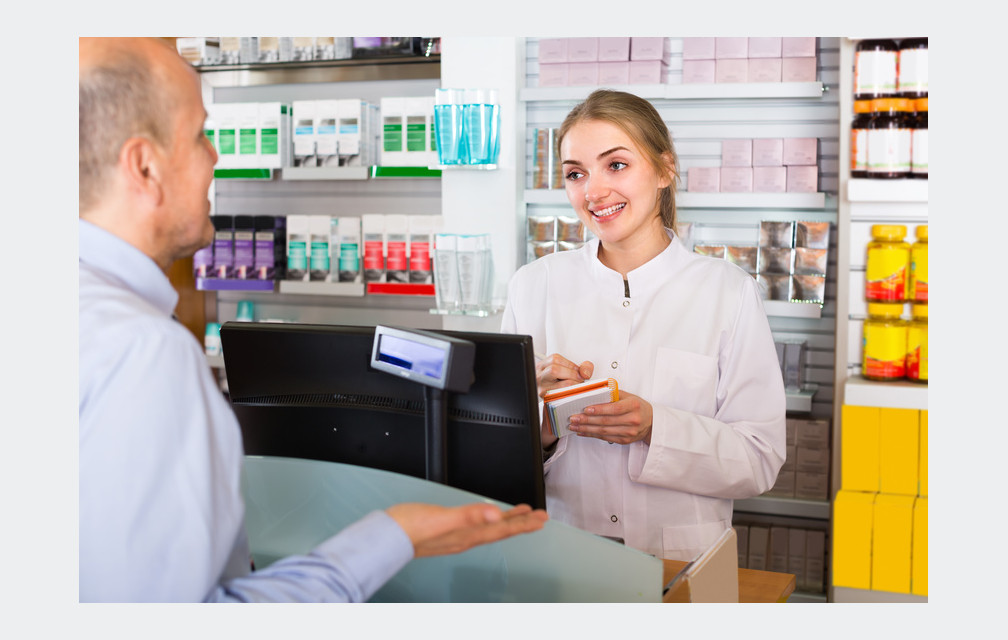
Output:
(682, 59), (716, 83)
(753, 166), (787, 192)
(722, 139), (753, 167)
(598, 61), (630, 85)
(715, 58), (748, 83)
(786, 166), (818, 192)
(748, 37), (782, 58)
(715, 37), (748, 59)
(682, 37), (716, 60)
(567, 38), (599, 62)
(568, 62), (599, 86)
(720, 167), (753, 192)
(629, 60), (667, 84)
(782, 37), (816, 58)
(783, 138), (819, 165)
(630, 37), (668, 61)
(538, 63), (569, 87)
(598, 37), (630, 61)
(538, 38), (568, 63)
(748, 58), (782, 82)
(782, 57), (817, 82)
(752, 138), (784, 166)
(687, 167), (721, 192)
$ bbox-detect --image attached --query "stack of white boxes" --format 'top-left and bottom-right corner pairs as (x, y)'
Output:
(290, 99), (380, 168)
(687, 137), (820, 194)
(205, 102), (291, 169)
(379, 96), (438, 167)
(681, 37), (818, 84)
(537, 37), (671, 87)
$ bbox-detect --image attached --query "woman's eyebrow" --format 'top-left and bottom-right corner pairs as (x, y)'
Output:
(561, 146), (631, 166)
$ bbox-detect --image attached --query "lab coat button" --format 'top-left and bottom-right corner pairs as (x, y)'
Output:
(611, 361), (618, 369)
(611, 515), (618, 522)
(622, 300), (630, 307)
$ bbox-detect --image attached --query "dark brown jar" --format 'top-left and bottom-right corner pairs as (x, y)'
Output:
(911, 97), (928, 179)
(866, 98), (913, 179)
(854, 39), (899, 101)
(898, 37), (928, 100)
(851, 99), (873, 178)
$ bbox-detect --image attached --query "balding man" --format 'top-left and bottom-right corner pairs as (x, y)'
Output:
(78, 37), (546, 602)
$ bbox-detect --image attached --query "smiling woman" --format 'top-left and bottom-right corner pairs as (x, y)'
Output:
(500, 89), (787, 562)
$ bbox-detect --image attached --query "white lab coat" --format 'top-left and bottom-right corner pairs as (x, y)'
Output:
(501, 233), (786, 560)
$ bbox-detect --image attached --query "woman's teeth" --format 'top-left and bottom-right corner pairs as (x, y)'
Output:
(592, 203), (625, 218)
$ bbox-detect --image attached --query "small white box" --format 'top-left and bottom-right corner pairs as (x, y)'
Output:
(567, 37), (599, 62)
(747, 37), (782, 58)
(630, 37), (669, 61)
(782, 57), (817, 82)
(176, 37), (220, 66)
(782, 37), (816, 58)
(380, 97), (406, 165)
(715, 37), (748, 59)
(682, 37), (716, 60)
(721, 139), (752, 167)
(783, 138), (819, 166)
(598, 61), (630, 85)
(257, 102), (291, 169)
(752, 138), (784, 166)
(682, 59), (716, 83)
(538, 38), (568, 63)
(787, 166), (819, 192)
(715, 58), (748, 83)
(598, 37), (630, 61)
(753, 166), (787, 192)
(315, 99), (340, 167)
(748, 58), (782, 83)
(291, 100), (317, 167)
(538, 63), (569, 87)
(687, 167), (720, 192)
(720, 167), (753, 192)
(629, 60), (667, 84)
(568, 62), (599, 86)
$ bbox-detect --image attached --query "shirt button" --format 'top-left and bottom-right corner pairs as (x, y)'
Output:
(622, 300), (630, 307)
(611, 515), (618, 523)
(611, 361), (618, 369)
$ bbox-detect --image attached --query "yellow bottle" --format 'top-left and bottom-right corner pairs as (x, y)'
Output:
(865, 225), (909, 302)
(909, 225), (928, 303)
(906, 304), (927, 383)
(863, 302), (907, 381)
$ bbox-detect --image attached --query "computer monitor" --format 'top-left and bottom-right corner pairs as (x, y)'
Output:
(219, 322), (546, 509)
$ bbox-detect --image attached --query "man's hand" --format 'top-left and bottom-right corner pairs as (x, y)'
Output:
(385, 502), (548, 557)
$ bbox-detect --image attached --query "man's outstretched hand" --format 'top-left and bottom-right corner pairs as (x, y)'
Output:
(386, 502), (548, 557)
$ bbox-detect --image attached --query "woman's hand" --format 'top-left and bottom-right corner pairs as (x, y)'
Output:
(567, 390), (654, 445)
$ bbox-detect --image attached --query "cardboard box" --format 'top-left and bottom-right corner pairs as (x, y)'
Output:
(597, 37), (630, 61)
(783, 137), (819, 165)
(748, 37), (782, 58)
(872, 493), (915, 594)
(782, 37), (817, 58)
(768, 467), (795, 497)
(721, 139), (752, 167)
(832, 490), (876, 589)
(682, 59), (716, 84)
(630, 37), (669, 61)
(786, 165), (818, 192)
(841, 405), (880, 492)
(769, 526), (789, 573)
(598, 61), (630, 85)
(795, 417), (830, 449)
(715, 58), (748, 83)
(879, 407), (919, 495)
(795, 470), (828, 500)
(538, 38), (568, 63)
(682, 37), (716, 60)
(912, 497), (927, 596)
(748, 58), (782, 83)
(785, 418), (797, 446)
(747, 525), (769, 570)
(787, 528), (807, 591)
(782, 56), (817, 82)
(629, 60), (667, 84)
(752, 138), (784, 166)
(538, 63), (569, 87)
(797, 446), (830, 474)
(568, 62), (599, 86)
(805, 530), (826, 593)
(715, 37), (748, 59)
(567, 37), (599, 62)
(919, 410), (928, 496)
(781, 444), (796, 471)
(753, 166), (786, 192)
(687, 167), (720, 192)
(720, 167), (753, 192)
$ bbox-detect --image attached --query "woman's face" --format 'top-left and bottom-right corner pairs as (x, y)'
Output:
(560, 119), (670, 251)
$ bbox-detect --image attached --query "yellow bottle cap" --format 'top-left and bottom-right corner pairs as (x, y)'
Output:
(916, 225), (927, 241)
(867, 302), (904, 318)
(871, 224), (907, 240)
(915, 97), (928, 112)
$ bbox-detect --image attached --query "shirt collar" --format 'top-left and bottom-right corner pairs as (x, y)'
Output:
(587, 228), (683, 285)
(79, 219), (179, 316)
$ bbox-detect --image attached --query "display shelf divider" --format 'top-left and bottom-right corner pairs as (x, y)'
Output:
(281, 166), (370, 181)
(370, 166), (442, 178)
(213, 168), (274, 180)
(846, 178), (928, 203)
(786, 384), (819, 413)
(196, 277), (276, 292)
(733, 496), (830, 520)
(277, 280), (366, 297)
(365, 282), (435, 296)
(763, 300), (823, 319)
(520, 82), (825, 103)
(842, 375), (927, 410)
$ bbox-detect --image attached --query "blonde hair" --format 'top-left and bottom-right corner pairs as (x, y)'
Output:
(557, 89), (680, 230)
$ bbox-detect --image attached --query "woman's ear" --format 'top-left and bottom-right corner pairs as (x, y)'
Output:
(658, 151), (677, 189)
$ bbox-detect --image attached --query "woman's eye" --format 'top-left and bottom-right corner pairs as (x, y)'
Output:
(565, 170), (583, 181)
(610, 161), (627, 171)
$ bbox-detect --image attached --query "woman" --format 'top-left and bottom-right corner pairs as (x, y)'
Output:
(501, 89), (786, 561)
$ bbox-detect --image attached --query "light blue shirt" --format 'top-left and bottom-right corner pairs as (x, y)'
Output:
(78, 220), (414, 602)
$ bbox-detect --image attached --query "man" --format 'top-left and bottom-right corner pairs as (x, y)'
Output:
(78, 37), (547, 602)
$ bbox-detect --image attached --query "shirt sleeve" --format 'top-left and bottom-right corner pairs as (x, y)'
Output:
(628, 277), (787, 499)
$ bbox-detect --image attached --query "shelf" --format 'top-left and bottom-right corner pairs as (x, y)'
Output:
(832, 586), (926, 603)
(213, 168), (275, 180)
(523, 189), (827, 209)
(370, 166), (442, 178)
(196, 54), (441, 74)
(365, 282), (435, 296)
(787, 591), (828, 603)
(429, 306), (504, 318)
(786, 385), (819, 413)
(277, 280), (365, 297)
(196, 278), (276, 292)
(520, 82), (826, 102)
(843, 375), (927, 410)
(734, 496), (830, 520)
(846, 178), (928, 203)
(195, 54), (441, 86)
(763, 300), (822, 319)
(434, 164), (498, 171)
(281, 166), (370, 181)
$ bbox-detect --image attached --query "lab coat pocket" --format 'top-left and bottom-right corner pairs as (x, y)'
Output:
(651, 347), (718, 416)
(661, 519), (732, 562)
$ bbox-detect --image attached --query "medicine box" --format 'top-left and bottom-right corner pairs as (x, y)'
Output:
(782, 37), (816, 58)
(748, 58), (782, 83)
(681, 37), (716, 60)
(257, 102), (291, 169)
(735, 525), (749, 569)
(380, 97), (406, 165)
(720, 167), (753, 193)
(769, 527), (789, 573)
(794, 417), (830, 450)
(788, 528), (807, 591)
(538, 63), (569, 87)
(629, 60), (667, 85)
(753, 166), (786, 192)
(841, 405), (879, 492)
(747, 37), (782, 58)
(597, 37), (630, 61)
(752, 138), (784, 166)
(782, 57), (817, 82)
(747, 525), (769, 570)
(786, 166), (818, 193)
(682, 59), (716, 84)
(721, 139), (752, 167)
(630, 37), (670, 62)
(292, 100), (317, 167)
(715, 58), (747, 83)
(715, 37), (748, 59)
(912, 497), (927, 596)
(832, 490), (875, 589)
(568, 62), (599, 86)
(315, 99), (340, 167)
(805, 530), (825, 593)
(567, 37), (599, 62)
(598, 61), (630, 85)
(538, 38), (568, 63)
(783, 137), (819, 165)
(687, 167), (720, 192)
(919, 410), (928, 496)
(872, 493), (915, 594)
(879, 407), (919, 496)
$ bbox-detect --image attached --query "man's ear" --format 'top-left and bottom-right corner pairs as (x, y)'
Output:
(119, 136), (164, 205)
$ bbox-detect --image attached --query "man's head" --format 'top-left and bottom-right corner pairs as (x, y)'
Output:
(79, 37), (218, 270)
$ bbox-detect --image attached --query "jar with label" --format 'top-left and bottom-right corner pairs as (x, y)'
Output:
(850, 99), (873, 178)
(909, 224), (928, 302)
(867, 98), (913, 178)
(854, 39), (899, 100)
(906, 304), (927, 383)
(898, 37), (928, 99)
(863, 303), (907, 381)
(911, 97), (928, 179)
(865, 224), (909, 302)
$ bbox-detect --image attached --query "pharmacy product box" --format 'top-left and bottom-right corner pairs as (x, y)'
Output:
(787, 528), (807, 591)
(681, 37), (716, 60)
(213, 103), (238, 168)
(258, 102), (290, 169)
(383, 214), (410, 283)
(748, 58), (782, 83)
(796, 446), (830, 474)
(538, 38), (568, 63)
(795, 418), (830, 449)
(568, 62), (599, 86)
(747, 37), (782, 58)
(832, 490), (876, 589)
(361, 214), (386, 283)
(805, 530), (826, 593)
(721, 139), (752, 167)
(292, 100), (317, 167)
(786, 166), (818, 193)
(630, 37), (670, 62)
(335, 217), (362, 283)
(767, 467), (795, 497)
(380, 97), (407, 165)
(405, 96), (436, 166)
(235, 103), (260, 168)
(752, 138), (784, 166)
(912, 497), (927, 596)
(747, 525), (769, 570)
(682, 59), (716, 84)
(785, 418), (797, 446)
(176, 37), (221, 66)
(720, 167), (753, 192)
(795, 470), (828, 500)
(309, 215), (333, 281)
(407, 216), (435, 284)
(715, 37), (748, 59)
(337, 99), (365, 163)
(538, 63), (569, 87)
(783, 137), (819, 166)
(629, 60), (667, 85)
(567, 37), (599, 62)
(769, 527), (789, 573)
(782, 57), (817, 82)
(879, 407), (919, 495)
(597, 37), (630, 61)
(841, 405), (880, 491)
(782, 444), (796, 471)
(314, 100), (340, 167)
(598, 61), (630, 85)
(753, 166), (787, 192)
(872, 493), (914, 594)
(687, 167), (720, 192)
(219, 37), (241, 64)
(919, 410), (928, 496)
(715, 58), (748, 83)
(285, 215), (310, 281)
(782, 37), (817, 58)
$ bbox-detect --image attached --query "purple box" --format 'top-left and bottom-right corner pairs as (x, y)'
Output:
(748, 58), (782, 83)
(782, 37), (816, 58)
(682, 37), (716, 60)
(720, 167), (753, 192)
(753, 166), (787, 193)
(715, 37), (748, 59)
(598, 61), (630, 85)
(629, 60), (667, 84)
(783, 137), (819, 165)
(538, 38), (568, 63)
(782, 57), (817, 82)
(598, 37), (630, 61)
(722, 139), (753, 167)
(748, 37), (782, 58)
(630, 37), (668, 61)
(682, 59), (716, 83)
(786, 166), (819, 192)
(567, 37), (599, 62)
(687, 166), (720, 192)
(715, 58), (748, 83)
(568, 62), (598, 86)
(538, 63), (569, 87)
(753, 138), (784, 166)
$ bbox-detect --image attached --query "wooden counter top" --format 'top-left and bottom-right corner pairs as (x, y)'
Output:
(662, 559), (796, 603)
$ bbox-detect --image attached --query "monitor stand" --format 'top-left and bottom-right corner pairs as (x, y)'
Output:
(424, 386), (448, 484)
